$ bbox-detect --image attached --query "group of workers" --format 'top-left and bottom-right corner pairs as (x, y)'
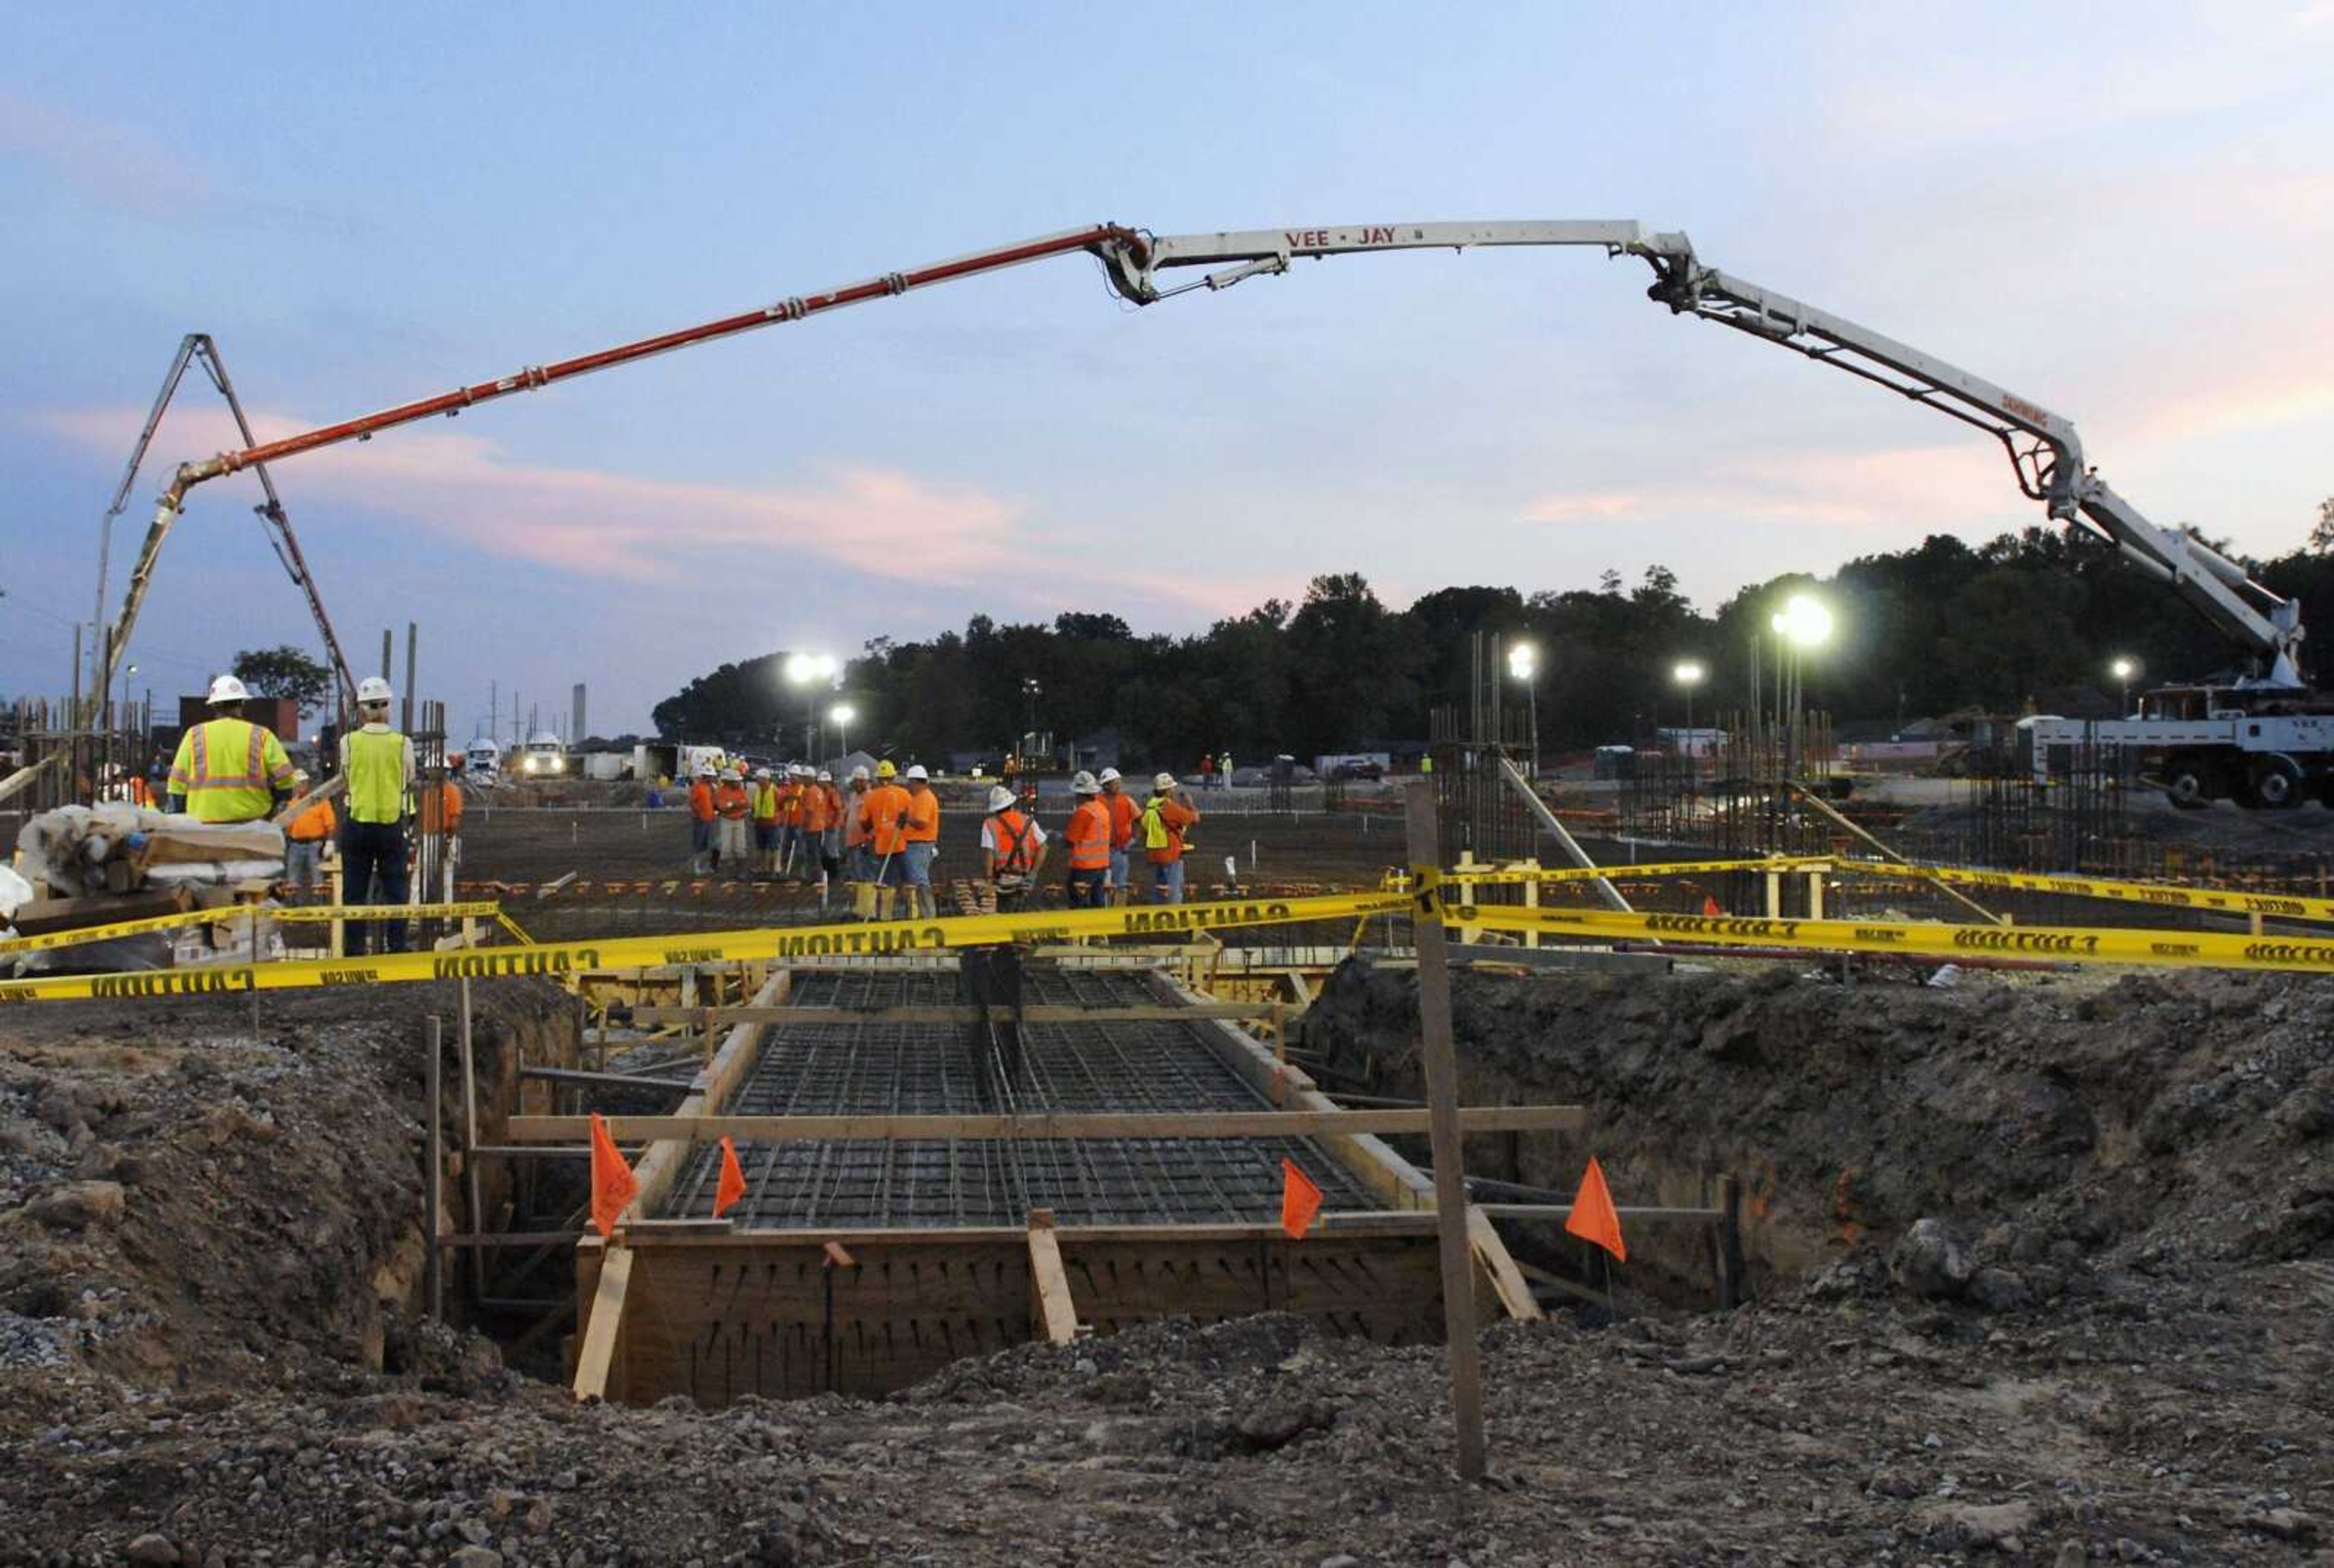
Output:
(681, 757), (1202, 913)
(164, 672), (463, 955)
(686, 761), (846, 881)
(972, 766), (1202, 909)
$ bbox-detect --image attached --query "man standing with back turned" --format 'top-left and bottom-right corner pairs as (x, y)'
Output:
(167, 674), (297, 822)
(340, 676), (416, 956)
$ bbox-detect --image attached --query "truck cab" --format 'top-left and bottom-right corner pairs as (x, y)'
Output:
(514, 731), (568, 779)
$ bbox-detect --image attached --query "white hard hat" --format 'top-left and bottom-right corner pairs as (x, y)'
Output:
(290, 768), (310, 785)
(1070, 769), (1100, 794)
(849, 766), (870, 782)
(697, 764), (717, 778)
(1154, 772), (1178, 792)
(985, 785), (1017, 813)
(904, 764), (929, 782)
(816, 769), (832, 782)
(205, 674), (250, 705)
(356, 675), (393, 706)
(1097, 767), (1121, 784)
(753, 767), (770, 779)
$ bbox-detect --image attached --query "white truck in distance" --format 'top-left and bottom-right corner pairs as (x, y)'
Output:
(2028, 688), (2334, 811)
(514, 732), (568, 778)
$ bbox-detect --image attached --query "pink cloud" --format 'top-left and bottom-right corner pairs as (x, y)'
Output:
(34, 404), (1027, 590)
(1523, 442), (2024, 533)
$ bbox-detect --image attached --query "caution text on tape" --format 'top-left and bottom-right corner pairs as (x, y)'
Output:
(0, 901), (506, 957)
(0, 890), (1407, 1004)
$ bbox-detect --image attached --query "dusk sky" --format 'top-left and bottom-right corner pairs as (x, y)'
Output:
(4, 4), (2328, 740)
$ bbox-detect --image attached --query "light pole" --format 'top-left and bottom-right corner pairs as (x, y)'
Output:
(783, 652), (838, 758)
(1671, 659), (1705, 772)
(1021, 676), (1042, 769)
(830, 702), (855, 762)
(1506, 642), (1539, 777)
(2110, 656), (2138, 717)
(1769, 594), (1833, 778)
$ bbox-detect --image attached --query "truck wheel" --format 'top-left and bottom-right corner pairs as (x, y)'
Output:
(2163, 759), (2214, 810)
(2246, 757), (2304, 810)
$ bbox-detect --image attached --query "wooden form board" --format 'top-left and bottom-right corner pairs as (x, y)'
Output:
(1026, 1213), (1081, 1346)
(597, 1229), (1450, 1406)
(517, 1106), (1586, 1144)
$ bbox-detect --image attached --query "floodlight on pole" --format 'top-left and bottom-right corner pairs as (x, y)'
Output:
(1672, 659), (1706, 763)
(830, 702), (856, 758)
(1775, 594), (1833, 648)
(783, 651), (838, 755)
(2111, 656), (2138, 715)
(1506, 642), (1540, 776)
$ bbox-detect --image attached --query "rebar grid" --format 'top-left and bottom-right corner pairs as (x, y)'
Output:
(664, 966), (1375, 1228)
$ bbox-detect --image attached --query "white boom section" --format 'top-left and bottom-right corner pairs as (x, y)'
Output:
(1094, 222), (2303, 687)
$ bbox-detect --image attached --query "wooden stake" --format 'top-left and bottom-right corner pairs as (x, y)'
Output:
(424, 1016), (443, 1322)
(1403, 779), (1487, 1482)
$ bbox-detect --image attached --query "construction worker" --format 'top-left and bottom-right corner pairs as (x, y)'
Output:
(859, 760), (912, 918)
(1199, 752), (1215, 790)
(981, 784), (1048, 912)
(815, 769), (845, 889)
(1219, 749), (1235, 789)
(339, 675), (416, 956)
(840, 765), (874, 906)
(1138, 771), (1200, 904)
(796, 765), (833, 893)
(166, 674), (298, 822)
(1098, 767), (1140, 903)
(749, 767), (780, 872)
(417, 754), (466, 898)
(281, 770), (336, 901)
(1062, 771), (1110, 908)
(714, 765), (751, 872)
(900, 764), (940, 918)
(687, 763), (717, 873)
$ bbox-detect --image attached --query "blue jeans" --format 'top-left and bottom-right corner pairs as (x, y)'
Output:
(1067, 868), (1107, 907)
(904, 842), (936, 890)
(1152, 858), (1185, 904)
(1106, 847), (1129, 891)
(284, 839), (323, 896)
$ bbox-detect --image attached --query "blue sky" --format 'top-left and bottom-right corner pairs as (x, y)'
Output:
(3, 3), (2328, 738)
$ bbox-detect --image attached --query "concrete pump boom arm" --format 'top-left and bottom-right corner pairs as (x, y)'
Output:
(101, 216), (2301, 710)
(1097, 222), (2304, 688)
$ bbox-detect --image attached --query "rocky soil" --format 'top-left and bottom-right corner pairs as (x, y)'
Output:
(0, 959), (2326, 1565)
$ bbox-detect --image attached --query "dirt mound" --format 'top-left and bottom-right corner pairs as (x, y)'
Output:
(1302, 958), (2334, 1299)
(0, 983), (573, 1389)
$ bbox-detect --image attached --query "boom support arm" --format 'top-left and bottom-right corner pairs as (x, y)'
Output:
(1097, 222), (2304, 687)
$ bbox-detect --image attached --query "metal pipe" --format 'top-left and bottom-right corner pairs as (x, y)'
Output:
(424, 1016), (444, 1321)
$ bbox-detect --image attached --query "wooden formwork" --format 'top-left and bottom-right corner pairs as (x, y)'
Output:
(570, 960), (1537, 1407)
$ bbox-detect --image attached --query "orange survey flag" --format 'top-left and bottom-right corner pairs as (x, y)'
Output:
(1281, 1158), (1324, 1240)
(714, 1135), (748, 1219)
(1565, 1154), (1627, 1262)
(1701, 895), (1723, 916)
(588, 1112), (638, 1239)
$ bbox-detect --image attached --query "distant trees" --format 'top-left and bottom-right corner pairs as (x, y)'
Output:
(230, 645), (335, 716)
(652, 514), (2327, 768)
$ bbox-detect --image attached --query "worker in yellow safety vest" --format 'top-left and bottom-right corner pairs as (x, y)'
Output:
(166, 675), (298, 823)
(338, 675), (417, 956)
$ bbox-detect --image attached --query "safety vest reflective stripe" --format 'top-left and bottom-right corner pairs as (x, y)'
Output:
(171, 718), (289, 822)
(751, 785), (779, 822)
(346, 728), (408, 823)
(1065, 802), (1110, 870)
(991, 811), (1037, 873)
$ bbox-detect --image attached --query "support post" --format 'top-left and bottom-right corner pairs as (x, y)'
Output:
(1496, 756), (1628, 911)
(424, 1016), (444, 1321)
(1402, 779), (1487, 1482)
(460, 979), (486, 1304)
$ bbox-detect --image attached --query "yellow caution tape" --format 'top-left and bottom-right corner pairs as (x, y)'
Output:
(0, 890), (1406, 1005)
(0, 901), (508, 957)
(1460, 904), (2334, 975)
(1856, 863), (2334, 926)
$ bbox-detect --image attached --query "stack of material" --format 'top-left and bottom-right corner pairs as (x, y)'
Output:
(14, 805), (285, 897)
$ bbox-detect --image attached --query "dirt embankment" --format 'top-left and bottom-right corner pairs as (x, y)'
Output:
(0, 982), (574, 1390)
(1303, 959), (2334, 1299)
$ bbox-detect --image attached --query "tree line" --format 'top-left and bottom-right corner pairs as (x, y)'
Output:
(650, 507), (2334, 769)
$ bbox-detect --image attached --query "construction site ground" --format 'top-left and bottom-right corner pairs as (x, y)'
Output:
(0, 943), (2327, 1564)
